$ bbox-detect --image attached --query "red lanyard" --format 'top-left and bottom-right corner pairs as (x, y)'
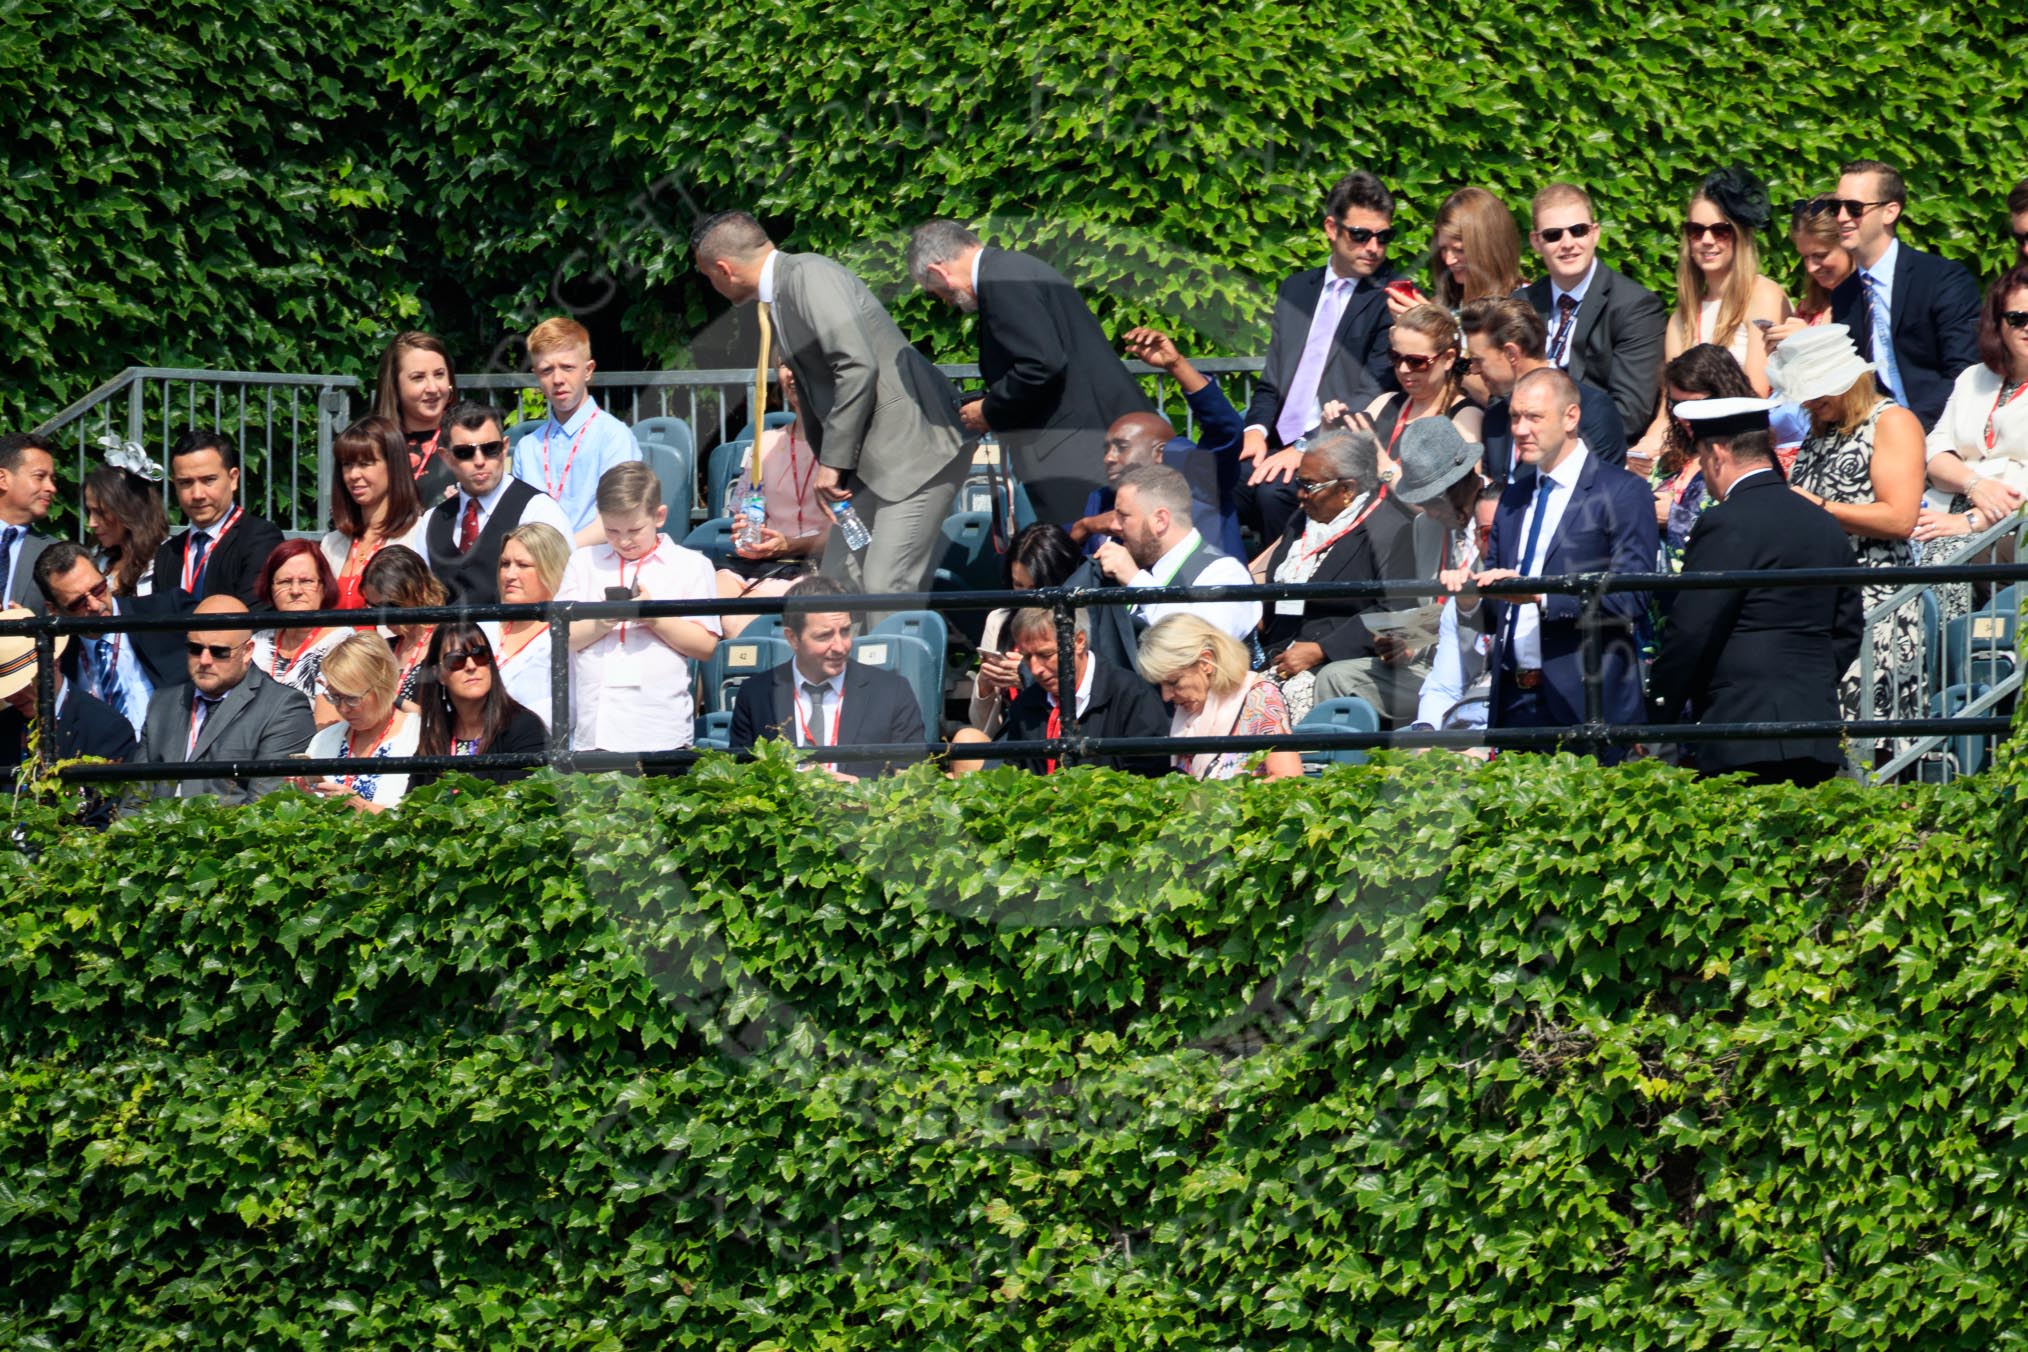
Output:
(783, 429), (817, 538)
(269, 627), (328, 680)
(1297, 485), (1390, 564)
(794, 681), (844, 747)
(410, 428), (441, 479)
(337, 711), (402, 791)
(182, 506), (241, 591)
(1986, 381), (2027, 451)
(1044, 702), (1061, 775)
(540, 409), (601, 499)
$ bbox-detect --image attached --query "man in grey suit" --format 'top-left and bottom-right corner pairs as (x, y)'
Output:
(139, 595), (313, 803)
(1522, 184), (1668, 442)
(0, 433), (60, 614)
(692, 211), (968, 600)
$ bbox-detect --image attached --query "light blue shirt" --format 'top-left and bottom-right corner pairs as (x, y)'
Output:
(511, 395), (641, 533)
(81, 597), (155, 736)
(1861, 240), (1905, 404)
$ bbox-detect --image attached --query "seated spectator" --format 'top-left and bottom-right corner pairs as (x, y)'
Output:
(1135, 614), (1303, 781)
(1461, 297), (1627, 480)
(0, 432), (58, 614)
(1913, 261), (2028, 547)
(0, 609), (136, 768)
(493, 522), (572, 730)
(1652, 345), (1758, 568)
(1393, 186), (1525, 320)
(139, 595), (313, 802)
(358, 546), (445, 708)
(950, 607), (1169, 777)
(298, 633), (422, 812)
(1251, 425), (1419, 724)
(33, 541), (186, 737)
(419, 399), (573, 604)
(1410, 482), (1503, 734)
(153, 429), (284, 608)
(511, 316), (643, 545)
(557, 462), (720, 755)
(322, 415), (427, 610)
(411, 622), (548, 788)
(1523, 181), (1669, 435)
(1093, 464), (1261, 642)
(728, 574), (926, 779)
(248, 540), (354, 727)
(1361, 303), (1484, 467)
(1066, 327), (1245, 559)
(969, 523), (1139, 737)
(1758, 199), (1856, 453)
(373, 330), (460, 504)
(83, 455), (168, 596)
(716, 365), (829, 638)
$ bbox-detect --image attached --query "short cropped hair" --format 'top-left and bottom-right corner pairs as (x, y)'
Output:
(1324, 171), (1394, 221)
(593, 461), (661, 516)
(1115, 463), (1192, 520)
(1840, 158), (1907, 208)
(782, 572), (854, 635)
(1459, 296), (1549, 360)
(32, 539), (94, 603)
(170, 428), (239, 471)
(1530, 182), (1594, 221)
(320, 632), (401, 704)
(1135, 614), (1249, 694)
(442, 399), (505, 437)
(1306, 427), (1381, 490)
(527, 317), (592, 361)
(1713, 428), (1777, 466)
(690, 210), (773, 263)
(1513, 365), (1581, 413)
(0, 432), (57, 473)
(906, 219), (982, 283)
(1008, 606), (1088, 644)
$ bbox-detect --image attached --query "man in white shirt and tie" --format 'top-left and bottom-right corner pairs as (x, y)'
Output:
(0, 433), (59, 613)
(420, 401), (574, 604)
(33, 542), (186, 737)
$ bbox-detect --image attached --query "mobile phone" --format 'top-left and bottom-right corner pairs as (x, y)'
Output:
(604, 585), (637, 602)
(1751, 318), (1775, 330)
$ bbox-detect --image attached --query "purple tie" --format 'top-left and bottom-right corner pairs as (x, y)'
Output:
(1276, 276), (1355, 445)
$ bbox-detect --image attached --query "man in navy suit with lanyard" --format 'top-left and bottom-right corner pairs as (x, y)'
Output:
(1449, 367), (1656, 761)
(152, 430), (284, 608)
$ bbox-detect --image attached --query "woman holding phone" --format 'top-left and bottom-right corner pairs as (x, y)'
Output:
(298, 633), (422, 811)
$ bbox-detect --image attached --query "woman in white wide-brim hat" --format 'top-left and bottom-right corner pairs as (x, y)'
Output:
(1767, 323), (1926, 740)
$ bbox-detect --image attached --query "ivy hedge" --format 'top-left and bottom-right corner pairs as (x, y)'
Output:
(6, 734), (2028, 1347)
(11, 0), (2028, 431)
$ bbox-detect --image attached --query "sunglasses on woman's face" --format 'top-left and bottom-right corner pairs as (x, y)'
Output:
(1534, 223), (1594, 243)
(449, 439), (506, 462)
(440, 647), (494, 672)
(2002, 310), (2028, 331)
(1292, 476), (1347, 497)
(1389, 349), (1444, 372)
(1683, 221), (1736, 243)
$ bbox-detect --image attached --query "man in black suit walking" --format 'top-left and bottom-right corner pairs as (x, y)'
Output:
(1239, 170), (1404, 541)
(1522, 183), (1668, 440)
(1648, 398), (1863, 785)
(728, 574), (927, 780)
(908, 221), (1153, 526)
(1825, 159), (1981, 431)
(153, 429), (285, 608)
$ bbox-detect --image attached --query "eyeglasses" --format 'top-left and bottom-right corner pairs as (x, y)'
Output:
(61, 580), (110, 615)
(1389, 349), (1444, 372)
(449, 439), (506, 462)
(186, 641), (241, 661)
(1293, 476), (1347, 497)
(1332, 221), (1395, 245)
(1533, 223), (1594, 243)
(321, 686), (367, 710)
(2002, 310), (2028, 331)
(1829, 198), (1889, 220)
(1683, 221), (1736, 243)
(440, 646), (494, 671)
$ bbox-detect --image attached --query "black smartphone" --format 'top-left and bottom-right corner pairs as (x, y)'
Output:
(604, 585), (637, 602)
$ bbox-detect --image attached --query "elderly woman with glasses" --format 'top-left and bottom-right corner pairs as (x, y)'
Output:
(249, 539), (355, 727)
(298, 632), (423, 812)
(412, 622), (547, 787)
(1136, 615), (1304, 781)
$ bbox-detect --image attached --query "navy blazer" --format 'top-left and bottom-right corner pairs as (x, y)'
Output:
(1243, 266), (1399, 447)
(1829, 242), (1982, 431)
(0, 686), (137, 769)
(728, 658), (927, 778)
(1483, 447), (1658, 742)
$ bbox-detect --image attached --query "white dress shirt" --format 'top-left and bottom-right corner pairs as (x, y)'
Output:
(1509, 442), (1591, 669)
(78, 597), (156, 735)
(791, 666), (847, 746)
(556, 537), (721, 752)
(418, 478), (575, 571)
(1047, 652), (1098, 719)
(496, 625), (555, 730)
(757, 249), (781, 305)
(1129, 529), (1262, 640)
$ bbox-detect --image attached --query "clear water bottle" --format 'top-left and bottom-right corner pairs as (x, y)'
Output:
(829, 497), (872, 552)
(736, 487), (767, 552)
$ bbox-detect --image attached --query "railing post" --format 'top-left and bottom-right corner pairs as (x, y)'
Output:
(124, 374), (144, 446)
(33, 628), (58, 772)
(1053, 598), (1080, 766)
(547, 605), (573, 767)
(315, 386), (346, 534)
(1578, 574), (1607, 759)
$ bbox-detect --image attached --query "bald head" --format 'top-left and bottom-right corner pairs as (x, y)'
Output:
(187, 594), (255, 694)
(1102, 411), (1176, 484)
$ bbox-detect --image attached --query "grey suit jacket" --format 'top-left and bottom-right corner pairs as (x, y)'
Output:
(139, 667), (314, 804)
(7, 531), (51, 614)
(770, 251), (966, 502)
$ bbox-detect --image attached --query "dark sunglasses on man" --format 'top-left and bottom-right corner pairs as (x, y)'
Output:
(449, 439), (507, 463)
(185, 641), (241, 661)
(1331, 220), (1395, 246)
(1533, 223), (1594, 243)
(62, 580), (111, 615)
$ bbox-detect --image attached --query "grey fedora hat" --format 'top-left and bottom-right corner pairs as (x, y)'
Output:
(1393, 416), (1481, 504)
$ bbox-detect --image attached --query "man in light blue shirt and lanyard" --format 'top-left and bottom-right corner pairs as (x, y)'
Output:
(32, 542), (183, 737)
(511, 317), (642, 545)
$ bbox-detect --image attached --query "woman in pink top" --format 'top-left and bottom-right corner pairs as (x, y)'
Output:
(716, 365), (834, 637)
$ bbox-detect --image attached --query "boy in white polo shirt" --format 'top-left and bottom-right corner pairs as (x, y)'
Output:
(557, 463), (720, 753)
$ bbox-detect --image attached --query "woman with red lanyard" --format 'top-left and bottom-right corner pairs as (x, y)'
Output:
(1353, 303), (1483, 481)
(248, 539), (355, 728)
(1915, 260), (2028, 550)
(295, 633), (422, 812)
(358, 545), (445, 711)
(320, 416), (428, 609)
(713, 365), (834, 637)
(373, 331), (461, 506)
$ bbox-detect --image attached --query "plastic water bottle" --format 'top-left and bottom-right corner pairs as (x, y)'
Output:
(829, 497), (872, 552)
(736, 487), (767, 552)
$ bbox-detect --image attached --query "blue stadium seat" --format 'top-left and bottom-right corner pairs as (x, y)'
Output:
(708, 439), (753, 518)
(700, 634), (790, 713)
(683, 516), (737, 566)
(1296, 696), (1382, 770)
(507, 418), (545, 450)
(694, 709), (734, 751)
(730, 411), (796, 443)
(851, 632), (942, 734)
(932, 510), (999, 592)
(1933, 682), (1993, 777)
(1942, 607), (2018, 690)
(872, 610), (951, 671)
(632, 416), (695, 458)
(641, 442), (695, 529)
(1919, 589), (1941, 698)
(743, 612), (784, 642)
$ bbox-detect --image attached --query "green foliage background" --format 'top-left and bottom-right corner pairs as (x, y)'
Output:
(7, 735), (2028, 1346)
(7, 0), (2027, 430)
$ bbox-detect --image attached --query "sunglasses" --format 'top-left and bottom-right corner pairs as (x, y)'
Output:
(1389, 349), (1445, 372)
(1333, 222), (1395, 245)
(1293, 476), (1347, 497)
(440, 646), (494, 671)
(449, 439), (506, 462)
(1683, 221), (1736, 243)
(1534, 223), (1594, 243)
(186, 641), (242, 661)
(62, 579), (110, 615)
(2003, 310), (2028, 331)
(1828, 198), (1888, 220)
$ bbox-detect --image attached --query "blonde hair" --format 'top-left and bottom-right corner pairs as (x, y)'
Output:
(1530, 182), (1594, 222)
(502, 522), (571, 597)
(1430, 187), (1523, 309)
(593, 461), (662, 516)
(1672, 191), (1764, 352)
(1811, 369), (1883, 437)
(1135, 615), (1250, 694)
(320, 633), (401, 704)
(526, 317), (593, 360)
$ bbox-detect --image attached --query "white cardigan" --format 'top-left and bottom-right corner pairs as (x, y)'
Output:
(1925, 363), (2028, 495)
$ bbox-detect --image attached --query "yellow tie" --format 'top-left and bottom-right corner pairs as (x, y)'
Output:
(751, 299), (773, 483)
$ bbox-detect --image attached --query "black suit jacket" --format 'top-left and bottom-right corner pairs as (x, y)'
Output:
(1244, 266), (1399, 447)
(976, 247), (1152, 517)
(1259, 491), (1419, 662)
(411, 707), (550, 788)
(1829, 242), (1983, 431)
(1647, 471), (1863, 774)
(0, 686), (138, 768)
(1524, 264), (1668, 435)
(153, 511), (286, 608)
(993, 656), (1169, 777)
(1481, 383), (1629, 481)
(58, 592), (188, 692)
(728, 659), (927, 778)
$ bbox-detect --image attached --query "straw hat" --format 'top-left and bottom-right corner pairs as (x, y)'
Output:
(1766, 323), (1875, 405)
(0, 606), (66, 702)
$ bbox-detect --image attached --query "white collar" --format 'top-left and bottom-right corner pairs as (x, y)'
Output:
(1725, 466), (1779, 496)
(1539, 440), (1591, 491)
(1046, 653), (1097, 718)
(793, 665), (846, 699)
(1553, 260), (1599, 308)
(757, 249), (781, 305)
(467, 475), (514, 514)
(969, 247), (983, 296)
(1147, 528), (1205, 580)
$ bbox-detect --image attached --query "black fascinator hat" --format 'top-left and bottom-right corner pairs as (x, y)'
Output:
(1698, 165), (1773, 233)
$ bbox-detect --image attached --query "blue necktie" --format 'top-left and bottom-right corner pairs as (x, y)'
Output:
(0, 525), (18, 601)
(1864, 271), (1905, 406)
(94, 638), (125, 722)
(1505, 476), (1556, 653)
(185, 531), (213, 598)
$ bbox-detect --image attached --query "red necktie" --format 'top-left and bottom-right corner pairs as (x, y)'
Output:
(457, 497), (480, 553)
(1045, 702), (1061, 775)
